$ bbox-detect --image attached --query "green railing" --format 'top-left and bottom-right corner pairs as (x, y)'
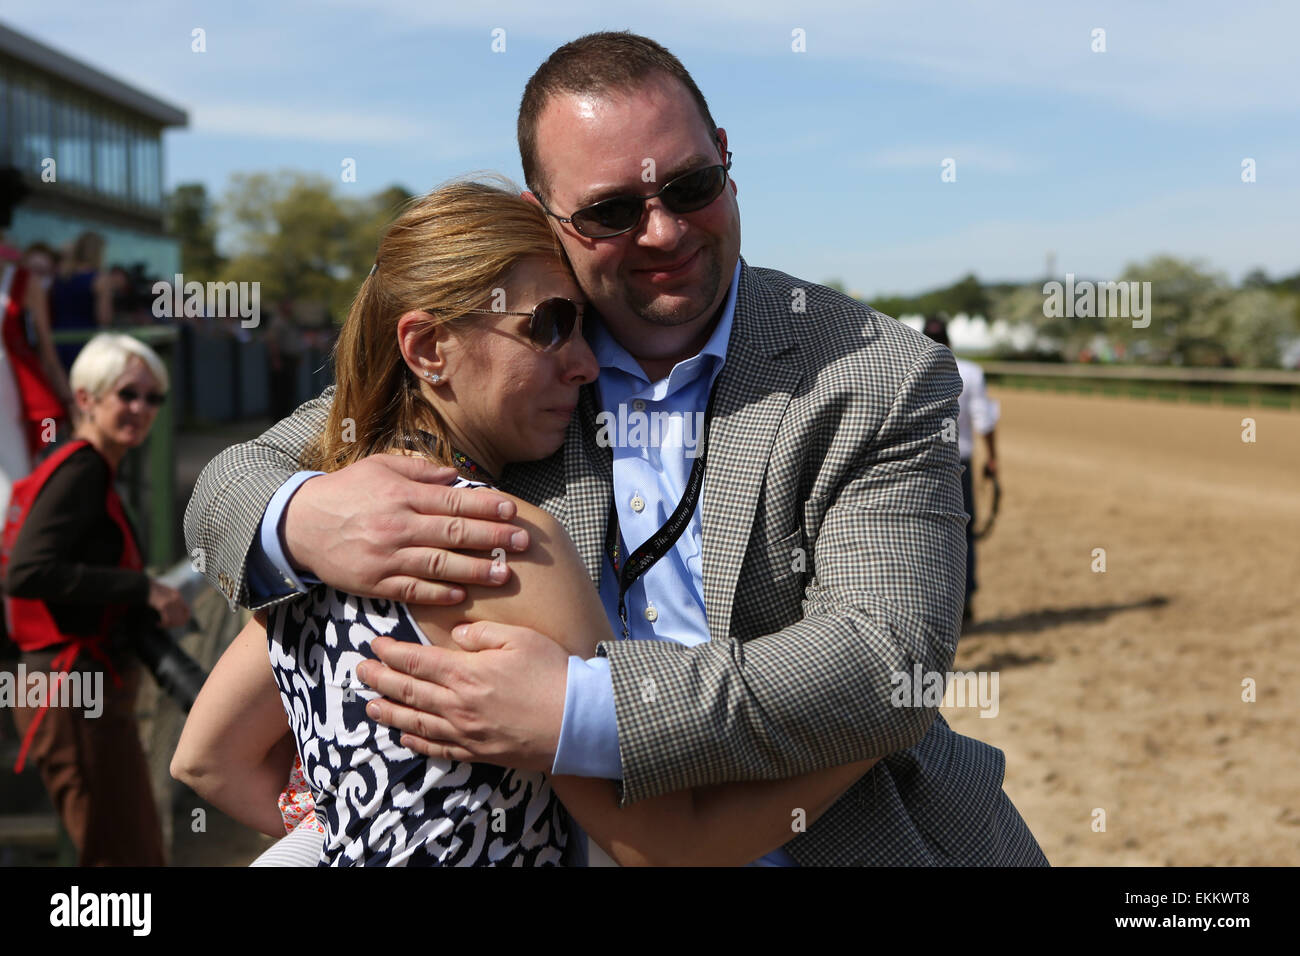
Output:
(48, 326), (178, 568)
(974, 360), (1300, 412)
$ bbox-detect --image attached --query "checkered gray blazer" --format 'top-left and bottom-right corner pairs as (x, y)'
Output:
(184, 259), (1046, 866)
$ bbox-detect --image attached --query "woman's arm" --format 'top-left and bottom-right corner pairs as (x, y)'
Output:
(25, 279), (75, 415)
(171, 612), (296, 838)
(551, 759), (876, 867)
(93, 271), (113, 327)
(410, 493), (877, 866)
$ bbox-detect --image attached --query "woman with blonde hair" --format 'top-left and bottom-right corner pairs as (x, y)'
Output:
(174, 178), (874, 866)
(3, 332), (189, 865)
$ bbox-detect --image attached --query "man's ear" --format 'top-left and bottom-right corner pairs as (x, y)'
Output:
(715, 128), (736, 195)
(521, 190), (542, 209)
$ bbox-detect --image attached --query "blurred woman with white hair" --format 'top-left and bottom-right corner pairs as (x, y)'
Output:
(2, 332), (189, 865)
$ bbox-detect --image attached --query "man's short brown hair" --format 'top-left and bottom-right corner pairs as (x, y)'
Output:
(517, 31), (719, 203)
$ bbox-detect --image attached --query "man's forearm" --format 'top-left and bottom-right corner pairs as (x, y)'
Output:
(182, 387), (333, 609)
(599, 590), (957, 805)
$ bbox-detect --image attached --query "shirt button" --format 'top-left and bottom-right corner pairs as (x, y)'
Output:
(644, 605), (658, 622)
(630, 495), (645, 513)
(632, 399), (647, 412)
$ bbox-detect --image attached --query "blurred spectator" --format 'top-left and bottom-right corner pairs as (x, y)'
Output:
(924, 315), (1000, 623)
(1, 169), (72, 511)
(49, 231), (112, 371)
(105, 262), (160, 327)
(2, 333), (187, 866)
(108, 265), (132, 326)
(266, 299), (304, 418)
(22, 242), (58, 291)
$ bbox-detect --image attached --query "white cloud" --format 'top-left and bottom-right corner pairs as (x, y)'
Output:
(194, 103), (453, 149)
(309, 0), (1300, 118)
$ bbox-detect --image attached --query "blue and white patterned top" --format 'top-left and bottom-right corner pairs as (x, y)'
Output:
(265, 478), (568, 866)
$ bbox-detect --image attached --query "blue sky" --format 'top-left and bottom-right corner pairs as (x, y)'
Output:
(7, 0), (1298, 297)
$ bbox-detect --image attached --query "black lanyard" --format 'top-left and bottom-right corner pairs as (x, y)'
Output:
(604, 376), (723, 638)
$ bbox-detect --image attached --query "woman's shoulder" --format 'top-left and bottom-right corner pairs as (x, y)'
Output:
(38, 443), (109, 495)
(451, 477), (566, 538)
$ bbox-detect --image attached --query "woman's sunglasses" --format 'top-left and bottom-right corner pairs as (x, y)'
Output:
(541, 152), (734, 239)
(444, 297), (584, 352)
(116, 387), (166, 407)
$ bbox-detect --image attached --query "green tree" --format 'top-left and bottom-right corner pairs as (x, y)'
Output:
(340, 184), (415, 293)
(217, 172), (413, 320)
(1214, 288), (1300, 367)
(165, 182), (225, 278)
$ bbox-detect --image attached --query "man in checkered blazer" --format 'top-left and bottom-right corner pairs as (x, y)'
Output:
(184, 32), (1046, 866)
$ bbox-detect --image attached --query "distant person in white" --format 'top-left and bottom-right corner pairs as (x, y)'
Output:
(923, 316), (999, 622)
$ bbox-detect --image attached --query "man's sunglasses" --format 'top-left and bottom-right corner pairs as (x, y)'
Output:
(116, 387), (166, 407)
(541, 152), (734, 239)
(437, 297), (584, 352)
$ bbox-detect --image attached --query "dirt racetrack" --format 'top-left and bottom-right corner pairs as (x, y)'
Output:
(943, 388), (1299, 866)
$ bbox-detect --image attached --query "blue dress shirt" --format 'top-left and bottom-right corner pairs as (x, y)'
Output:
(249, 261), (795, 866)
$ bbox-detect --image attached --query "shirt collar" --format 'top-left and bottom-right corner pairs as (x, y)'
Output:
(588, 259), (740, 397)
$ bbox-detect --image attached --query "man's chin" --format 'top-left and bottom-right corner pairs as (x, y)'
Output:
(630, 298), (711, 327)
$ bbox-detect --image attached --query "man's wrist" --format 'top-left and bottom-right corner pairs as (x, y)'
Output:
(551, 655), (622, 779)
(260, 471), (326, 592)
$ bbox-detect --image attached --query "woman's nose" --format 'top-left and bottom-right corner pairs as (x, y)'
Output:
(564, 335), (600, 384)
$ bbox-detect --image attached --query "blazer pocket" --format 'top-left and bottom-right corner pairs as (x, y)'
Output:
(735, 527), (808, 637)
(764, 527), (808, 585)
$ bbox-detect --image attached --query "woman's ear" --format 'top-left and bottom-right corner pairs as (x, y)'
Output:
(74, 387), (95, 415)
(397, 311), (448, 381)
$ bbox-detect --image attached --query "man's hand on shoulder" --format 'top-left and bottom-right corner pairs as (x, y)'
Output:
(356, 623), (569, 772)
(281, 454), (532, 603)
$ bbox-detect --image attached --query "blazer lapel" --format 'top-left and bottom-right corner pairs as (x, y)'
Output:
(700, 262), (802, 640)
(562, 381), (614, 587)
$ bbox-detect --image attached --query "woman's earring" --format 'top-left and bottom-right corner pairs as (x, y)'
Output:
(425, 370), (441, 383)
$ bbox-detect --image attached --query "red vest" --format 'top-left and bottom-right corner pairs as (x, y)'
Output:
(1, 263), (67, 456)
(2, 438), (143, 652)
(3, 439), (142, 773)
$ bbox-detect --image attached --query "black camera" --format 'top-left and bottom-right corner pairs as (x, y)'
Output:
(133, 626), (207, 712)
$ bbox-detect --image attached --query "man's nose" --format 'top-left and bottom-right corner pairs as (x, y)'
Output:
(637, 197), (688, 248)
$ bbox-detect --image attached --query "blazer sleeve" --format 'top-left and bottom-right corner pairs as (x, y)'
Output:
(597, 344), (967, 805)
(5, 449), (151, 607)
(182, 386), (334, 610)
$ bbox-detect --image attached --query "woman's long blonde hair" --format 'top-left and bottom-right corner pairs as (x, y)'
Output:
(301, 177), (564, 473)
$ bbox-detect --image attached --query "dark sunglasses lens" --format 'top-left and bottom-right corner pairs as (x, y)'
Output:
(119, 388), (164, 406)
(663, 165), (726, 212)
(572, 198), (643, 236)
(530, 299), (578, 349)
